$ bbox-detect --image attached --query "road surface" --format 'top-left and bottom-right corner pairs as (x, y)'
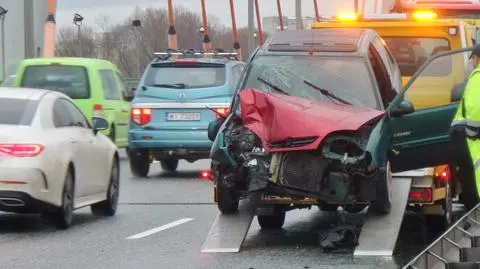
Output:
(0, 157), (445, 269)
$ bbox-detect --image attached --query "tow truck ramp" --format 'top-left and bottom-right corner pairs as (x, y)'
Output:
(354, 176), (412, 256)
(201, 177), (412, 255)
(403, 203), (480, 269)
(201, 196), (257, 253)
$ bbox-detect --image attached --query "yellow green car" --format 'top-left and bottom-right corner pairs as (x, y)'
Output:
(10, 57), (133, 148)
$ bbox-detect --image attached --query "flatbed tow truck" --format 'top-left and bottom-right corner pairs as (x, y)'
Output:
(200, 1), (480, 267)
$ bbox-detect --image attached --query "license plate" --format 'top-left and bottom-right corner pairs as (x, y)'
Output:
(166, 112), (201, 121)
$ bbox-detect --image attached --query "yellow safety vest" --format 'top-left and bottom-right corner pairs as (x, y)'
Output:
(451, 67), (480, 195)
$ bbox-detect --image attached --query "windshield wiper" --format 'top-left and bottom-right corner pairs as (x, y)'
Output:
(257, 77), (289, 95)
(303, 79), (352, 105)
(151, 83), (187, 89)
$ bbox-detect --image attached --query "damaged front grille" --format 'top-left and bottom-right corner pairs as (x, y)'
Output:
(269, 136), (317, 149)
(279, 151), (328, 192)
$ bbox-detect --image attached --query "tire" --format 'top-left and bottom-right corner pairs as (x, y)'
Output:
(161, 159), (179, 172)
(370, 162), (392, 215)
(91, 157), (120, 216)
(426, 179), (453, 232)
(129, 149), (150, 177)
(216, 184), (239, 214)
(56, 167), (75, 229)
(257, 207), (286, 230)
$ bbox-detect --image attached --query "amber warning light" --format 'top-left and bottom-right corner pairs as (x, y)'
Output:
(412, 11), (438, 20)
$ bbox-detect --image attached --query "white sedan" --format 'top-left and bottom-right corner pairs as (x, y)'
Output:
(0, 88), (120, 229)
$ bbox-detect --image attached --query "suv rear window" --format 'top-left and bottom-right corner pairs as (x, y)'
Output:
(20, 65), (90, 99)
(0, 98), (38, 125)
(144, 62), (226, 89)
(382, 37), (451, 76)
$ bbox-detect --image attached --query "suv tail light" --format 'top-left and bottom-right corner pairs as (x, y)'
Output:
(0, 144), (44, 157)
(131, 108), (152, 125)
(93, 104), (105, 117)
(212, 107), (230, 119)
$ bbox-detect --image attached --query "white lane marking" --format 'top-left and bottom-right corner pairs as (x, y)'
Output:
(126, 218), (194, 239)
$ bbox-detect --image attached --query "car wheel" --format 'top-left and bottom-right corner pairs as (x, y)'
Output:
(426, 179), (453, 232)
(56, 168), (74, 229)
(370, 162), (392, 215)
(257, 206), (286, 230)
(91, 157), (120, 216)
(161, 159), (179, 172)
(129, 149), (150, 177)
(216, 184), (239, 214)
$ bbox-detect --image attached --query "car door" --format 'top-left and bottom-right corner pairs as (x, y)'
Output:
(99, 69), (123, 144)
(52, 98), (93, 197)
(111, 71), (131, 146)
(63, 99), (111, 194)
(366, 48), (472, 173)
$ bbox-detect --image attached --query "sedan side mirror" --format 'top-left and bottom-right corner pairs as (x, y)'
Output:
(390, 100), (414, 117)
(92, 116), (109, 134)
(208, 118), (224, 142)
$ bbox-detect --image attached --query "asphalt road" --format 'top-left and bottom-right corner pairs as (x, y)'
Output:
(0, 156), (445, 269)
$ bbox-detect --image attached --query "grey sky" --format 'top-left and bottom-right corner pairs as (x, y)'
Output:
(56, 0), (381, 30)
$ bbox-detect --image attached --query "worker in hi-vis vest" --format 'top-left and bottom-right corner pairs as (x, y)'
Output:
(450, 44), (480, 210)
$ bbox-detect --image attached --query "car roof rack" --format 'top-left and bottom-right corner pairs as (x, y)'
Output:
(152, 48), (239, 61)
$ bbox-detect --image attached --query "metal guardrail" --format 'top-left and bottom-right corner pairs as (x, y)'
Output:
(403, 203), (480, 269)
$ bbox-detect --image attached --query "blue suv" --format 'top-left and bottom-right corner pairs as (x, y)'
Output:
(128, 51), (245, 177)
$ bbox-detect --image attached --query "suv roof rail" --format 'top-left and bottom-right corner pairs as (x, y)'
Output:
(152, 49), (239, 61)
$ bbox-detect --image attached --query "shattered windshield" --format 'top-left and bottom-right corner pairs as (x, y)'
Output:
(241, 55), (379, 109)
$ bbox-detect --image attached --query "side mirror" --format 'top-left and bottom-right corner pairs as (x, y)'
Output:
(122, 91), (134, 102)
(208, 118), (224, 142)
(390, 100), (414, 117)
(92, 116), (109, 134)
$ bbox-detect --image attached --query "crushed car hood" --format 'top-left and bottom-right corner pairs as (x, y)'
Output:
(239, 88), (385, 152)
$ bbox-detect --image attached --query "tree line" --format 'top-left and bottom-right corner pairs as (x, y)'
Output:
(56, 6), (266, 78)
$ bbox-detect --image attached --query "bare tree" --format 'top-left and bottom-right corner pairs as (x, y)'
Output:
(55, 6), (250, 77)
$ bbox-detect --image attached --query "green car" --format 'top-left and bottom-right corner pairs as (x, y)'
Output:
(10, 57), (133, 148)
(208, 44), (473, 226)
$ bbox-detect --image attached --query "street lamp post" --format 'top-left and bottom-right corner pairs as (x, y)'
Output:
(0, 6), (8, 81)
(73, 13), (84, 57)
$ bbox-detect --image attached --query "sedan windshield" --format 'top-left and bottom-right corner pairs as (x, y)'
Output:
(241, 55), (378, 109)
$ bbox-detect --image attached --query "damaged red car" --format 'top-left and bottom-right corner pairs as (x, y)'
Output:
(207, 29), (465, 230)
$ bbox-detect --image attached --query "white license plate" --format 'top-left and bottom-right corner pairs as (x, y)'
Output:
(166, 112), (201, 121)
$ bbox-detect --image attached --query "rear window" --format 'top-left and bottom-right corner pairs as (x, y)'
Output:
(382, 37), (451, 76)
(0, 98), (38, 125)
(20, 65), (90, 99)
(144, 63), (226, 89)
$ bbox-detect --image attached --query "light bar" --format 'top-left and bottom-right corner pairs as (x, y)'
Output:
(362, 13), (408, 20)
(152, 49), (238, 57)
(153, 52), (238, 56)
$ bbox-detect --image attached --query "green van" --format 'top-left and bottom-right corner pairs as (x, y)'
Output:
(11, 57), (133, 148)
